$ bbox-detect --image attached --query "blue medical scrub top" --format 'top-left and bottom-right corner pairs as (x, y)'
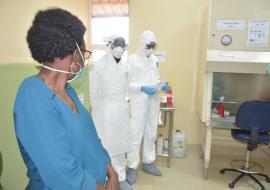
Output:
(13, 76), (111, 190)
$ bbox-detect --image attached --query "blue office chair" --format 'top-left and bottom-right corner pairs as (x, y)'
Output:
(220, 101), (270, 190)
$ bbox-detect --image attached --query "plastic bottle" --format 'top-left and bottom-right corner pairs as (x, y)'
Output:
(156, 134), (164, 154)
(218, 103), (225, 117)
(217, 96), (225, 118)
(163, 138), (169, 155)
(173, 130), (186, 158)
(166, 88), (173, 108)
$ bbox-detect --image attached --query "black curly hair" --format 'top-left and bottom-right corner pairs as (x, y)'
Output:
(27, 8), (86, 63)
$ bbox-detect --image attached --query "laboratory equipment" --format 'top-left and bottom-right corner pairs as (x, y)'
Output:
(163, 138), (169, 155)
(196, 0), (270, 179)
(173, 130), (186, 158)
(156, 134), (164, 154)
(165, 88), (173, 108)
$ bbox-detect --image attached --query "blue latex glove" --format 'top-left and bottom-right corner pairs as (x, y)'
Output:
(161, 84), (170, 91)
(141, 86), (157, 95)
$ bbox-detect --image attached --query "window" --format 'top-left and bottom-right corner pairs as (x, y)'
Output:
(91, 0), (129, 61)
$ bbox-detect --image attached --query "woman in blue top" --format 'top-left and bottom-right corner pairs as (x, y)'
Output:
(13, 8), (119, 190)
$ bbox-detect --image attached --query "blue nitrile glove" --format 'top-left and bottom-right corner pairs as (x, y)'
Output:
(161, 84), (170, 91)
(141, 86), (157, 95)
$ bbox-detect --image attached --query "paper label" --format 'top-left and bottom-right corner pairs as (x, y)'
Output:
(247, 19), (269, 47)
(217, 20), (245, 30)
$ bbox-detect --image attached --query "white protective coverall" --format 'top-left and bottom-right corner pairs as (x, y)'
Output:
(90, 42), (131, 182)
(127, 31), (161, 169)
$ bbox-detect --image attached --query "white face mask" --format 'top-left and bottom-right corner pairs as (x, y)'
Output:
(41, 61), (83, 82)
(41, 62), (81, 74)
(144, 49), (154, 57)
(110, 46), (125, 59)
(40, 41), (85, 82)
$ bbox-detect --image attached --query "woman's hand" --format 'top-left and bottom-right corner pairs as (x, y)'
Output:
(106, 165), (120, 190)
(96, 182), (106, 190)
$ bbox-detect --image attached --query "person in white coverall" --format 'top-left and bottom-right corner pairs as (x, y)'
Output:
(126, 31), (170, 185)
(90, 36), (133, 190)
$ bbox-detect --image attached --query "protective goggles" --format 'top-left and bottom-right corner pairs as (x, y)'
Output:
(145, 42), (157, 49)
(110, 37), (128, 49)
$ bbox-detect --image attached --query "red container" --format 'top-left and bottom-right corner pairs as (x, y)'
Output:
(217, 103), (225, 118)
(166, 88), (173, 107)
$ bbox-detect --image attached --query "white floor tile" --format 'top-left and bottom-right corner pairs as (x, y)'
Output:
(131, 152), (270, 190)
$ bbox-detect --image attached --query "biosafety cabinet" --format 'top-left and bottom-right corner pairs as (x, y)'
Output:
(197, 0), (270, 178)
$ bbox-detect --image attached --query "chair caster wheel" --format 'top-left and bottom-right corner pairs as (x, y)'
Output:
(220, 169), (225, 174)
(228, 183), (235, 188)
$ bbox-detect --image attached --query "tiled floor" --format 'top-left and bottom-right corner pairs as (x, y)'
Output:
(132, 152), (270, 190)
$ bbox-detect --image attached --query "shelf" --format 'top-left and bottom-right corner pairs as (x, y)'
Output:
(156, 153), (169, 157)
(211, 101), (241, 104)
(205, 117), (237, 129)
(211, 116), (236, 123)
(160, 107), (175, 111)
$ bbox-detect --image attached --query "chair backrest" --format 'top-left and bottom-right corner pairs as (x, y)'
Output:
(236, 101), (270, 132)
